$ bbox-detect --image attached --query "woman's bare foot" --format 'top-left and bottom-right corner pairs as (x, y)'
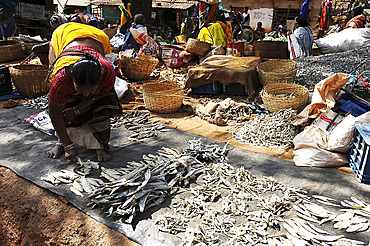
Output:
(96, 149), (111, 162)
(47, 142), (64, 159)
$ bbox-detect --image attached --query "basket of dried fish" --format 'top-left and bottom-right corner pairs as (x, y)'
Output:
(10, 64), (50, 98)
(118, 53), (159, 81)
(142, 80), (184, 113)
(260, 82), (309, 113)
(256, 59), (298, 86)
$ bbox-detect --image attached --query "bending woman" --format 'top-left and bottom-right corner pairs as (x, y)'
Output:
(47, 22), (122, 163)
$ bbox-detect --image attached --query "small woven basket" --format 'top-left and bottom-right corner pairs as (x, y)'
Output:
(256, 59), (298, 86)
(118, 53), (159, 81)
(260, 82), (309, 113)
(185, 38), (212, 56)
(0, 40), (25, 62)
(142, 80), (184, 113)
(10, 64), (50, 98)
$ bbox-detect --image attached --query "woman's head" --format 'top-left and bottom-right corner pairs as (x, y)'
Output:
(72, 53), (101, 96)
(295, 15), (310, 27)
(134, 14), (146, 25)
(215, 10), (226, 23)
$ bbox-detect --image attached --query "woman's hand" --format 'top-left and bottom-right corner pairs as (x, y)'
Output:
(65, 148), (79, 163)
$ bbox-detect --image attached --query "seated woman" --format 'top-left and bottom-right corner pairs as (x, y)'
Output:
(119, 14), (147, 51)
(294, 15), (313, 57)
(254, 21), (266, 40)
(197, 10), (233, 48)
(47, 22), (122, 163)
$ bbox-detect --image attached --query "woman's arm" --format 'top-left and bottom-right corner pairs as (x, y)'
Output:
(49, 100), (78, 162)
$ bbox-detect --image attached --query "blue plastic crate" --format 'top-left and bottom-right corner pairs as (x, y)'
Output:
(191, 81), (222, 95)
(349, 161), (370, 185)
(349, 123), (370, 183)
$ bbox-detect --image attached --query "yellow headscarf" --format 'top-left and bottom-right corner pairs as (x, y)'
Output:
(49, 22), (111, 82)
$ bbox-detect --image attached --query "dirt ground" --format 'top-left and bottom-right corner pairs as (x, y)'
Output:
(0, 167), (140, 246)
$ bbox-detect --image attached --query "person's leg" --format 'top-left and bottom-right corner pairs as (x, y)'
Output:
(89, 118), (111, 162)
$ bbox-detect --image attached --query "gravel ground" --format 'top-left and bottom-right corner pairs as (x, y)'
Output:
(295, 45), (370, 89)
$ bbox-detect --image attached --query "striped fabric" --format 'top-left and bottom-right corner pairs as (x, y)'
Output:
(49, 45), (115, 105)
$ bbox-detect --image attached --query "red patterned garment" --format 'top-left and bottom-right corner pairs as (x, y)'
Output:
(49, 45), (115, 105)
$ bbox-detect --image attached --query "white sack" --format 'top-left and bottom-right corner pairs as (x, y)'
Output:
(293, 125), (348, 167)
(114, 76), (128, 99)
(326, 111), (370, 153)
(315, 28), (370, 54)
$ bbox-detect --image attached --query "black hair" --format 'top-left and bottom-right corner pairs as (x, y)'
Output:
(134, 14), (146, 25)
(215, 10), (226, 22)
(295, 15), (310, 27)
(63, 6), (75, 15)
(72, 53), (101, 87)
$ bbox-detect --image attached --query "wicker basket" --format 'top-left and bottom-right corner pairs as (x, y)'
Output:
(185, 38), (212, 56)
(260, 82), (309, 113)
(0, 40), (25, 62)
(142, 80), (184, 113)
(118, 53), (159, 81)
(256, 59), (298, 86)
(10, 64), (50, 98)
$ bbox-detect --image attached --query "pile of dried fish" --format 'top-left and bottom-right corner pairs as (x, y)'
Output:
(21, 94), (49, 109)
(195, 98), (268, 126)
(111, 109), (167, 141)
(156, 146), (370, 246)
(231, 108), (298, 148)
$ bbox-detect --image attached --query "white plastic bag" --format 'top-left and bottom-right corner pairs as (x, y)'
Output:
(288, 34), (302, 59)
(129, 26), (148, 45)
(293, 125), (348, 167)
(314, 28), (370, 54)
(114, 76), (128, 99)
(326, 111), (370, 153)
(24, 111), (55, 136)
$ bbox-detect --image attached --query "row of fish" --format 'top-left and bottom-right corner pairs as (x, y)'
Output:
(110, 108), (168, 141)
(231, 108), (298, 148)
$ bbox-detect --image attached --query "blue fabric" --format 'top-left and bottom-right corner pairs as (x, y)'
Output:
(0, 92), (22, 101)
(338, 93), (370, 117)
(0, 0), (17, 37)
(300, 0), (310, 17)
(119, 24), (144, 51)
(193, 2), (200, 17)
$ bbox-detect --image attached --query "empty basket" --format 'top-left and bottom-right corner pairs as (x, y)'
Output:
(142, 80), (184, 113)
(256, 59), (298, 86)
(10, 64), (50, 98)
(260, 82), (309, 113)
(118, 53), (159, 81)
(185, 38), (212, 56)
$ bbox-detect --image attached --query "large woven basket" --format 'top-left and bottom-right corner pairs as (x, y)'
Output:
(256, 59), (298, 86)
(10, 64), (50, 98)
(118, 53), (159, 81)
(142, 80), (184, 113)
(260, 82), (309, 113)
(185, 38), (212, 56)
(0, 40), (25, 62)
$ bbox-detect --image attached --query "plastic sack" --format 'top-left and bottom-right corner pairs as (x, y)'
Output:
(110, 33), (125, 48)
(114, 76), (128, 99)
(312, 110), (344, 132)
(326, 111), (370, 153)
(293, 125), (348, 167)
(314, 28), (370, 54)
(162, 48), (184, 67)
(139, 35), (160, 59)
(24, 111), (55, 136)
(129, 26), (148, 45)
(288, 34), (302, 59)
